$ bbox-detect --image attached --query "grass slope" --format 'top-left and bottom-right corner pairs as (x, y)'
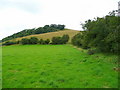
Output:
(2, 45), (118, 88)
(10, 29), (79, 43)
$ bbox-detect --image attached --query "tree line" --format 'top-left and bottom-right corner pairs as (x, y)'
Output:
(2, 24), (65, 42)
(72, 13), (120, 53)
(2, 34), (69, 46)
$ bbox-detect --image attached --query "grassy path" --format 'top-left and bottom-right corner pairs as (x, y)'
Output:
(2, 45), (118, 88)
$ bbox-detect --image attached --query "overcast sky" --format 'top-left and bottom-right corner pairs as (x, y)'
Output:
(0, 0), (119, 39)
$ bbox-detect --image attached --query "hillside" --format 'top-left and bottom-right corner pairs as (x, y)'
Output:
(9, 29), (80, 43)
(2, 24), (65, 42)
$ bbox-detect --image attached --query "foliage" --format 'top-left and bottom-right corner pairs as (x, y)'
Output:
(71, 32), (90, 49)
(16, 40), (20, 44)
(39, 39), (50, 45)
(44, 39), (50, 44)
(50, 24), (65, 30)
(29, 37), (38, 44)
(72, 14), (120, 53)
(71, 33), (83, 47)
(9, 34), (69, 45)
(39, 39), (44, 44)
(21, 38), (30, 45)
(2, 41), (17, 46)
(2, 24), (65, 42)
(51, 37), (62, 44)
(61, 34), (69, 44)
(51, 34), (69, 44)
(20, 37), (50, 45)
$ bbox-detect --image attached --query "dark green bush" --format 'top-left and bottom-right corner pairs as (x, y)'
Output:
(39, 39), (50, 45)
(39, 39), (43, 44)
(2, 41), (17, 46)
(72, 15), (120, 53)
(52, 37), (61, 44)
(21, 38), (30, 45)
(44, 39), (50, 44)
(71, 33), (82, 46)
(16, 40), (20, 44)
(29, 37), (38, 44)
(61, 34), (69, 44)
(52, 34), (69, 44)
(39, 39), (46, 44)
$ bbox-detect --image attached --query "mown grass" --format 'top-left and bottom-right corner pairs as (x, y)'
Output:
(2, 45), (118, 88)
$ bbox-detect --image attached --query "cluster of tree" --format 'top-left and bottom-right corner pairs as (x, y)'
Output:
(2, 41), (18, 46)
(2, 24), (65, 42)
(21, 37), (50, 45)
(39, 39), (50, 45)
(21, 34), (69, 45)
(3, 34), (69, 46)
(72, 14), (120, 53)
(52, 34), (69, 44)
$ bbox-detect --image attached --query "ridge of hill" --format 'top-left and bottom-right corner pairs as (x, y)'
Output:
(8, 29), (80, 43)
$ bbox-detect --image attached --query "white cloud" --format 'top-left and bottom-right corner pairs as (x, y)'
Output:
(0, 0), (119, 39)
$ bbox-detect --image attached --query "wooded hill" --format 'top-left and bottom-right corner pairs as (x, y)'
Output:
(6, 29), (79, 43)
(2, 24), (65, 42)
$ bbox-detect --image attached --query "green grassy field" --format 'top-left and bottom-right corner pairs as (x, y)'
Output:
(2, 45), (118, 88)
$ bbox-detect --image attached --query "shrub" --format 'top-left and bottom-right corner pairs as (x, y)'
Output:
(39, 39), (46, 44)
(29, 37), (38, 44)
(39, 39), (43, 44)
(72, 32), (84, 47)
(52, 35), (69, 44)
(2, 41), (16, 46)
(61, 34), (69, 44)
(16, 40), (20, 44)
(21, 38), (30, 45)
(44, 39), (50, 44)
(52, 37), (62, 44)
